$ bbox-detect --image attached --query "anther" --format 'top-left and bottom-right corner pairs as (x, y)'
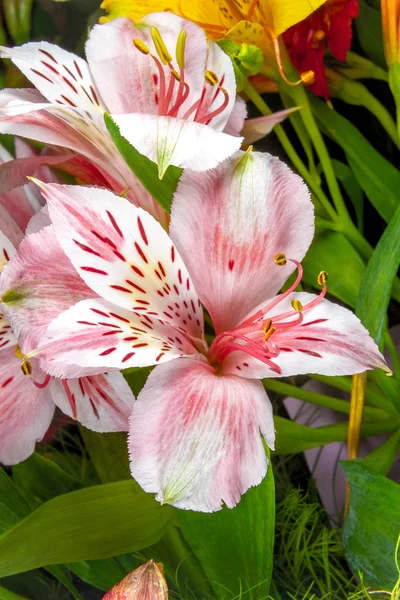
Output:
(263, 320), (276, 342)
(317, 270), (328, 286)
(133, 38), (150, 55)
(291, 299), (303, 312)
(312, 29), (326, 42)
(151, 27), (172, 65)
(15, 344), (33, 376)
(176, 30), (187, 71)
(205, 70), (219, 86)
(170, 69), (181, 81)
(301, 70), (316, 86)
(274, 253), (287, 266)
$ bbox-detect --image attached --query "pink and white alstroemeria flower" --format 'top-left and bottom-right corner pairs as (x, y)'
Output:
(0, 13), (244, 186)
(0, 205), (134, 465)
(2, 151), (386, 510)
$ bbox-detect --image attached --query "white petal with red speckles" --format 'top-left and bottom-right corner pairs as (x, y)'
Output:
(49, 371), (134, 432)
(129, 358), (274, 512)
(0, 312), (16, 353)
(113, 114), (242, 177)
(0, 228), (17, 272)
(38, 298), (198, 378)
(0, 42), (105, 112)
(40, 183), (204, 341)
(222, 292), (387, 379)
(0, 226), (93, 352)
(0, 347), (55, 465)
(170, 151), (314, 333)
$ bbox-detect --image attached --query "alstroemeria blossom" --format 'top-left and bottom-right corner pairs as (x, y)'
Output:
(0, 202), (135, 465)
(3, 151), (386, 510)
(0, 13), (245, 183)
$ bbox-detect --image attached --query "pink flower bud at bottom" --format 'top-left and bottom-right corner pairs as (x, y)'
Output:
(102, 560), (168, 599)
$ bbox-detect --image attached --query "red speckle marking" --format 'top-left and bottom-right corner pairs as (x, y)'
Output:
(301, 319), (328, 327)
(77, 320), (98, 326)
(62, 76), (78, 93)
(132, 343), (149, 348)
(157, 291), (164, 297)
(99, 347), (117, 356)
(113, 250), (126, 261)
(158, 261), (166, 277)
(122, 352), (135, 363)
(63, 64), (77, 82)
(60, 95), (77, 107)
(31, 68), (53, 83)
(171, 246), (175, 262)
(228, 259), (235, 271)
(296, 336), (325, 342)
(3, 249), (9, 261)
(110, 285), (132, 294)
(90, 85), (100, 106)
(137, 216), (148, 245)
(123, 336), (138, 341)
(102, 330), (119, 336)
(126, 280), (146, 293)
(298, 349), (322, 357)
(135, 242), (148, 263)
(81, 266), (108, 275)
(74, 60), (83, 78)
(74, 239), (101, 257)
(79, 379), (85, 395)
(110, 312), (130, 323)
(91, 308), (109, 317)
(41, 61), (59, 75)
(178, 270), (182, 284)
(2, 377), (13, 388)
(156, 352), (165, 362)
(136, 299), (150, 305)
(39, 48), (58, 63)
(131, 265), (145, 277)
(107, 210), (124, 237)
(173, 284), (180, 295)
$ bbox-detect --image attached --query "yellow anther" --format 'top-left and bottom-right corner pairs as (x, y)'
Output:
(274, 253), (287, 266)
(301, 70), (316, 86)
(312, 29), (326, 42)
(170, 69), (181, 81)
(263, 320), (276, 342)
(291, 299), (303, 312)
(317, 270), (328, 286)
(176, 30), (187, 71)
(151, 27), (172, 65)
(133, 38), (150, 55)
(205, 70), (219, 86)
(15, 344), (32, 376)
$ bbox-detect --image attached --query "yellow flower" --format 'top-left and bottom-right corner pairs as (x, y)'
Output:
(381, 0), (400, 65)
(100, 0), (328, 52)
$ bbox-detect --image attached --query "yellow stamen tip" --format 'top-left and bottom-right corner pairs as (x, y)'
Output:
(133, 38), (150, 55)
(151, 26), (172, 65)
(274, 253), (287, 266)
(291, 299), (303, 312)
(263, 320), (276, 342)
(301, 70), (315, 86)
(313, 29), (325, 42)
(170, 69), (181, 81)
(317, 270), (328, 286)
(205, 70), (219, 86)
(21, 361), (32, 376)
(176, 30), (187, 71)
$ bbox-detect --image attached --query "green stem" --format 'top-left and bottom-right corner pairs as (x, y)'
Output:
(385, 330), (400, 375)
(310, 374), (398, 415)
(263, 379), (388, 421)
(243, 80), (337, 221)
(0, 589), (29, 600)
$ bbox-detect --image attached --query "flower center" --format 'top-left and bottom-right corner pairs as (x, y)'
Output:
(132, 27), (230, 123)
(207, 254), (328, 374)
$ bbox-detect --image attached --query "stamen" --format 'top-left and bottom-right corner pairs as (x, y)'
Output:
(291, 299), (303, 312)
(270, 33), (315, 87)
(317, 270), (328, 286)
(176, 30), (187, 70)
(205, 70), (219, 86)
(15, 344), (33, 376)
(62, 379), (77, 419)
(32, 373), (51, 389)
(133, 38), (150, 55)
(196, 80), (229, 124)
(151, 27), (172, 65)
(274, 253), (287, 266)
(263, 320), (276, 342)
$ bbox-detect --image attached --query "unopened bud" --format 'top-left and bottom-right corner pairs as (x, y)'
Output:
(102, 560), (168, 599)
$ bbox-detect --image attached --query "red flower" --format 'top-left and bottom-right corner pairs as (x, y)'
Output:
(283, 0), (359, 98)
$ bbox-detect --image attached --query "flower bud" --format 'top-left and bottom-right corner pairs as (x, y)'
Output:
(102, 560), (168, 599)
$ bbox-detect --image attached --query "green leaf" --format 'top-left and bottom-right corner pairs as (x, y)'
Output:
(274, 415), (399, 454)
(355, 429), (400, 475)
(356, 202), (400, 348)
(0, 469), (31, 534)
(0, 481), (175, 577)
(331, 159), (364, 231)
(79, 428), (131, 484)
(309, 95), (400, 223)
(342, 461), (400, 588)
(302, 230), (365, 308)
(0, 587), (29, 600)
(67, 557), (132, 592)
(178, 450), (275, 599)
(355, 0), (386, 69)
(104, 113), (182, 213)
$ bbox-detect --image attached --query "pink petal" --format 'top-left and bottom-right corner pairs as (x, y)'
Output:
(0, 153), (76, 195)
(103, 560), (168, 600)
(38, 298), (198, 378)
(129, 358), (275, 512)
(112, 113), (242, 178)
(0, 347), (55, 465)
(0, 221), (19, 268)
(25, 206), (51, 235)
(241, 107), (301, 145)
(0, 142), (36, 229)
(170, 150), (314, 333)
(222, 291), (387, 378)
(40, 182), (204, 341)
(49, 372), (134, 432)
(0, 225), (93, 352)
(0, 42), (105, 111)
(0, 311), (17, 352)
(223, 96), (247, 137)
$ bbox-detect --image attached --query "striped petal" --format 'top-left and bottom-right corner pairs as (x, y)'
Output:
(39, 183), (204, 342)
(38, 298), (198, 378)
(129, 358), (274, 512)
(49, 371), (134, 432)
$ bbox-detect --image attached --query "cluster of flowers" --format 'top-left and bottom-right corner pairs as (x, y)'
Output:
(0, 12), (385, 513)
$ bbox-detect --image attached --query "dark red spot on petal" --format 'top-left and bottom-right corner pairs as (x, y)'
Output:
(228, 259), (235, 271)
(110, 285), (132, 293)
(135, 242), (148, 263)
(99, 347), (117, 356)
(107, 210), (124, 237)
(81, 266), (108, 275)
(131, 265), (145, 277)
(137, 216), (148, 245)
(122, 352), (135, 363)
(31, 68), (53, 83)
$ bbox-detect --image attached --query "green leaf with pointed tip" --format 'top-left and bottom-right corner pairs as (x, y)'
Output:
(356, 203), (400, 348)
(178, 449), (275, 599)
(104, 113), (182, 213)
(355, 429), (400, 475)
(309, 95), (400, 223)
(341, 461), (400, 588)
(0, 481), (175, 577)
